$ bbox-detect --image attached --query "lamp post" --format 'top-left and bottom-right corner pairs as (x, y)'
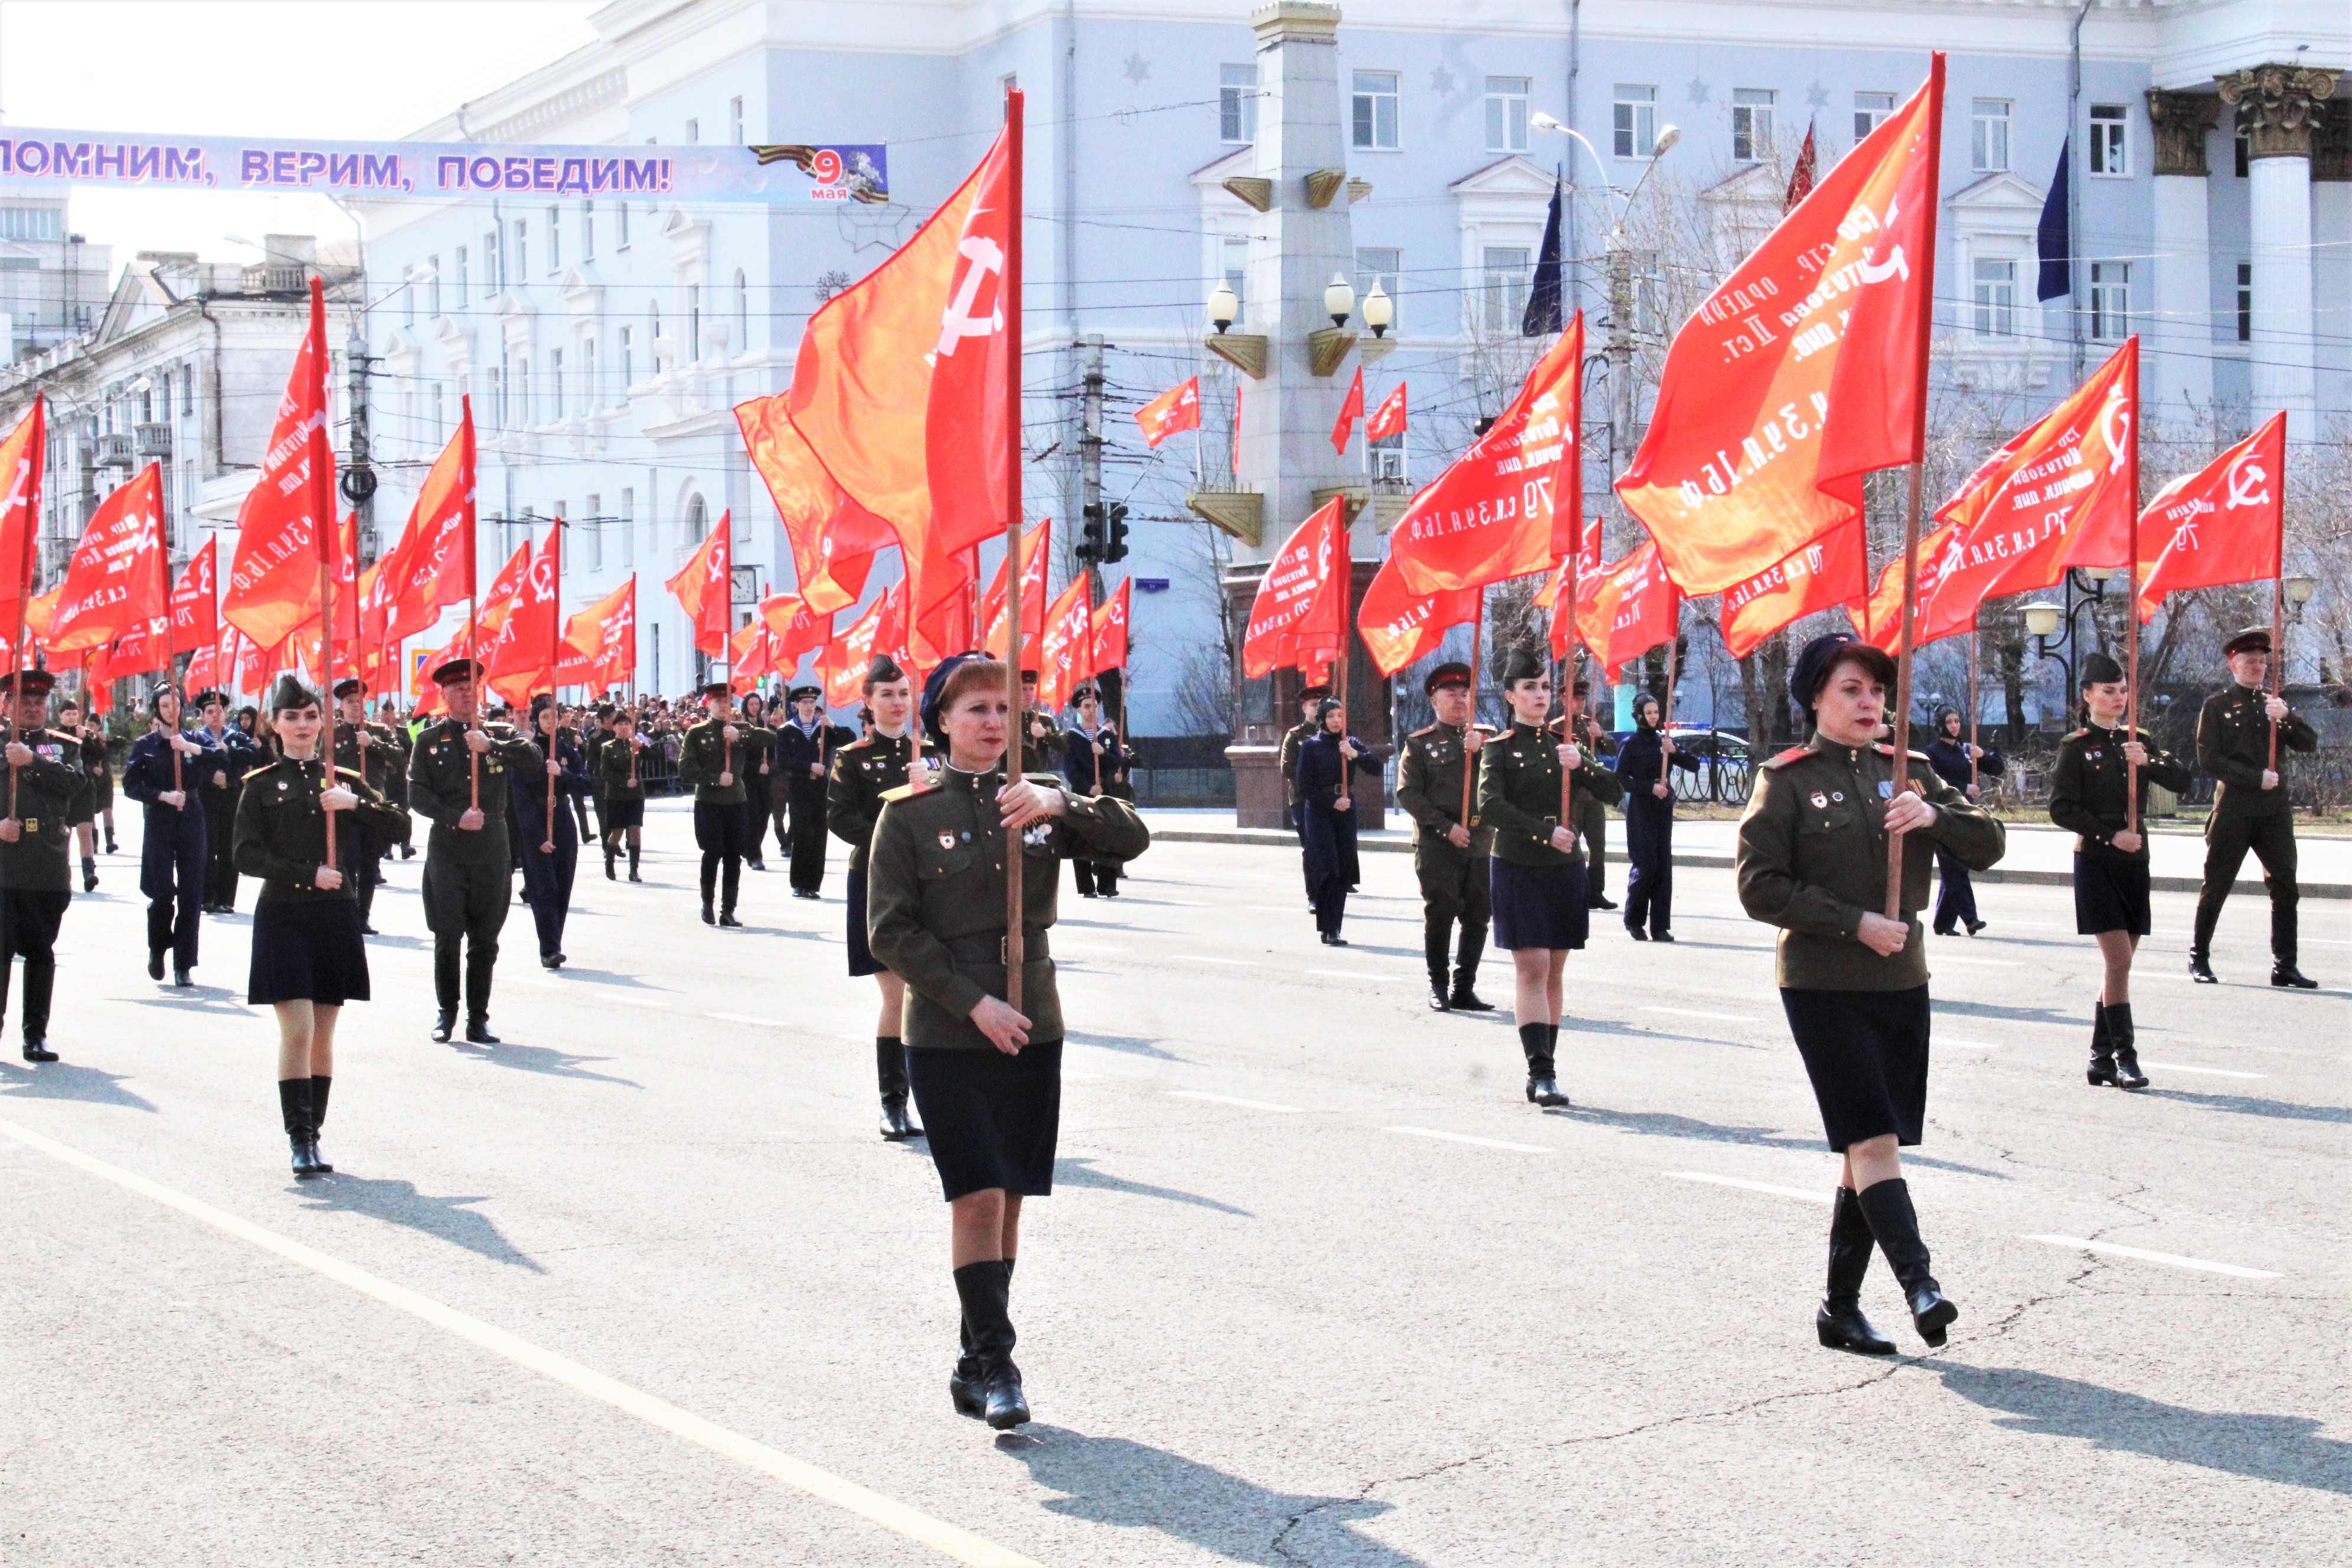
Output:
(2020, 564), (2118, 720)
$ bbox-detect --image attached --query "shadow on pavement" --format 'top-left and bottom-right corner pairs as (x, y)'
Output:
(292, 1172), (545, 1273)
(999, 1425), (1424, 1566)
(0, 1059), (158, 1112)
(2138, 1089), (2350, 1125)
(363, 933), (432, 952)
(1559, 1017), (1763, 1051)
(1934, 1364), (2352, 1495)
(1053, 1157), (1251, 1217)
(1556, 1104), (2008, 1178)
(1065, 1030), (1190, 1063)
(1930, 999), (2080, 1025)
(450, 1038), (641, 1089)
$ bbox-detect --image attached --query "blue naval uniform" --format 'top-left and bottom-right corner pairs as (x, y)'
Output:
(122, 724), (226, 974)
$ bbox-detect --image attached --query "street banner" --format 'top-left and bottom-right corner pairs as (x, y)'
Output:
(1389, 313), (1581, 594)
(1036, 576), (1095, 711)
(734, 391), (888, 616)
(1243, 498), (1348, 681)
(223, 290), (334, 649)
(1720, 520), (1870, 659)
(1091, 577), (1131, 671)
(665, 514), (731, 657)
(1366, 383), (1407, 443)
(49, 463), (166, 653)
(0, 127), (887, 205)
(2135, 411), (2284, 622)
(1358, 554), (1478, 678)
(1617, 67), (1941, 593)
(1329, 367), (1364, 456)
(1135, 378), (1201, 447)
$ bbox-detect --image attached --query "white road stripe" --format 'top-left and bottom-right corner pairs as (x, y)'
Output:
(1168, 1091), (1305, 1114)
(1387, 1126), (1551, 1154)
(1305, 968), (1387, 981)
(708, 1012), (787, 1029)
(2139, 1061), (2268, 1080)
(1664, 1171), (1833, 1204)
(1642, 1007), (1756, 1023)
(1173, 955), (1255, 966)
(2025, 1234), (2281, 1279)
(0, 1119), (1041, 1568)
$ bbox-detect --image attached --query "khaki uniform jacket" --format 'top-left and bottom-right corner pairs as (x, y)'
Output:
(828, 730), (929, 874)
(1396, 721), (1497, 865)
(2047, 724), (2193, 862)
(231, 757), (409, 903)
(1279, 721), (1314, 807)
(332, 720), (403, 797)
(2196, 684), (2316, 821)
(680, 717), (748, 805)
(595, 735), (649, 803)
(0, 728), (85, 891)
(866, 765), (1149, 1050)
(1476, 721), (1625, 867)
(407, 719), (544, 867)
(1736, 735), (2006, 991)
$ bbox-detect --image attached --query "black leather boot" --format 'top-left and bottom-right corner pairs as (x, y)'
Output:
(627, 843), (642, 883)
(1816, 1187), (1896, 1354)
(949, 1256), (1010, 1419)
(279, 1079), (322, 1177)
(877, 1037), (920, 1140)
(1449, 924), (1494, 1011)
(1520, 1022), (1567, 1107)
(952, 1259), (1028, 1429)
(1424, 917), (1452, 1011)
(2106, 1003), (2147, 1089)
(21, 1037), (55, 1063)
(465, 1016), (500, 1046)
(2085, 1004), (2117, 1086)
(2188, 949), (2218, 983)
(148, 948), (165, 981)
(432, 1011), (456, 1043)
(2271, 962), (2317, 989)
(604, 842), (617, 881)
(1857, 1178), (1955, 1347)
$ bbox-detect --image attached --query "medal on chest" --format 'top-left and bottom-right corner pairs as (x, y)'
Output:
(1877, 781), (1893, 799)
(937, 831), (956, 850)
(1809, 790), (1828, 808)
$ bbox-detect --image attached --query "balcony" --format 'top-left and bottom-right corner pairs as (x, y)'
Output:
(135, 422), (172, 458)
(94, 432), (134, 468)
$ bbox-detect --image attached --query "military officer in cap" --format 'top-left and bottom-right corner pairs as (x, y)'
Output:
(0, 671), (81, 1060)
(1556, 680), (1620, 910)
(2191, 625), (2319, 987)
(1279, 684), (1330, 905)
(829, 654), (932, 1139)
(408, 657), (544, 1043)
(594, 708), (650, 881)
(193, 690), (259, 912)
(774, 684), (854, 899)
(680, 682), (752, 926)
(1396, 662), (1497, 1011)
(331, 678), (399, 934)
(379, 695), (416, 857)
(57, 700), (110, 887)
(121, 682), (223, 986)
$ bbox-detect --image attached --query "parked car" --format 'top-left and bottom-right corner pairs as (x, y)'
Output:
(1605, 726), (1753, 806)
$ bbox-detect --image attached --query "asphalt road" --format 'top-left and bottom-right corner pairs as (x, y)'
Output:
(4, 798), (2346, 1566)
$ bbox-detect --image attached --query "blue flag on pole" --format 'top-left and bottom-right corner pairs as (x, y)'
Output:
(1521, 174), (1565, 336)
(2036, 138), (2071, 301)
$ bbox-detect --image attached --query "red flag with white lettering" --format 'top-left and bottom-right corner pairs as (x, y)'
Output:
(562, 577), (636, 689)
(1534, 521), (1605, 659)
(1091, 576), (1131, 671)
(387, 397), (476, 638)
(979, 521), (1050, 662)
(49, 464), (168, 654)
(1720, 520), (1871, 659)
(665, 512), (732, 657)
(1358, 555), (1478, 679)
(1579, 540), (1678, 682)
(1366, 383), (1407, 443)
(0, 397), (45, 632)
(1243, 498), (1348, 680)
(821, 581), (903, 708)
(224, 279), (335, 649)
(1037, 576), (1095, 711)
(486, 531), (558, 706)
(1135, 378), (1201, 448)
(734, 390), (888, 616)
(2135, 411), (2284, 623)
(1852, 516), (1965, 652)
(760, 590), (834, 665)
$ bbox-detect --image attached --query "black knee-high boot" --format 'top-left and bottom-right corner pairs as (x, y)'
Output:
(627, 840), (642, 882)
(432, 940), (460, 1038)
(1519, 1022), (1566, 1107)
(1816, 1187), (1895, 1353)
(1450, 923), (1492, 1010)
(1856, 1177), (1956, 1347)
(308, 1075), (335, 1173)
(278, 1079), (322, 1176)
(700, 855), (718, 923)
(604, 839), (617, 880)
(2105, 1002), (2147, 1089)
(949, 1256), (1011, 1419)
(877, 1037), (918, 1140)
(2085, 1004), (2116, 1086)
(1423, 914), (1453, 1011)
(950, 1259), (1028, 1429)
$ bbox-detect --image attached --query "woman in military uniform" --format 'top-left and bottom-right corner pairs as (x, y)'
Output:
(1735, 632), (2005, 1354)
(866, 654), (1149, 1430)
(57, 700), (104, 891)
(122, 683), (221, 986)
(1475, 645), (1623, 1107)
(234, 674), (410, 1177)
(1614, 693), (1698, 942)
(1923, 707), (2004, 937)
(512, 694), (593, 968)
(737, 691), (778, 872)
(828, 655), (930, 1141)
(680, 683), (750, 926)
(1293, 697), (1386, 946)
(2048, 651), (2192, 1090)
(0, 671), (83, 1062)
(595, 709), (649, 883)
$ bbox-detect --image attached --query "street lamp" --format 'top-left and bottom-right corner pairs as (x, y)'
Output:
(1323, 272), (1354, 329)
(1207, 279), (1237, 335)
(2284, 574), (2316, 611)
(2021, 566), (2114, 711)
(1361, 283), (1392, 338)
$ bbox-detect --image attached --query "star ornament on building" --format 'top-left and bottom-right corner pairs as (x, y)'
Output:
(1429, 66), (1458, 95)
(1123, 53), (1150, 84)
(1687, 78), (1712, 106)
(1807, 80), (1830, 109)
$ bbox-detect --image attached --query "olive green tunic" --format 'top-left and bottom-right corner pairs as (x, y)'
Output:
(827, 729), (931, 875)
(1396, 721), (1497, 868)
(1475, 720), (1625, 867)
(406, 718), (544, 867)
(2196, 682), (2317, 821)
(0, 729), (86, 891)
(595, 735), (649, 803)
(2047, 724), (2192, 861)
(231, 757), (410, 903)
(678, 717), (747, 805)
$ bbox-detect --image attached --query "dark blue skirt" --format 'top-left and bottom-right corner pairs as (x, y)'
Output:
(905, 1039), (1063, 1201)
(1781, 985), (1929, 1152)
(247, 897), (370, 1008)
(2073, 851), (2151, 936)
(845, 865), (882, 976)
(1489, 857), (1589, 952)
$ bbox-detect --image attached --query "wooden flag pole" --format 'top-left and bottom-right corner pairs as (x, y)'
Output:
(2124, 348), (2142, 834)
(1459, 587), (1483, 826)
(319, 540), (338, 873)
(159, 504), (182, 798)
(1002, 86), (1027, 1014)
(1966, 631), (1981, 795)
(2267, 501), (2285, 772)
(544, 522), (560, 855)
(467, 602), (480, 812)
(1561, 546), (1580, 839)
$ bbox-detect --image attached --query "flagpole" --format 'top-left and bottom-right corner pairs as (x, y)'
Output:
(2123, 341), (2142, 834)
(319, 533), (338, 873)
(159, 498), (182, 798)
(2268, 450), (2285, 772)
(7, 395), (40, 818)
(544, 522), (560, 855)
(1001, 86), (1027, 1014)
(308, 277), (338, 876)
(1561, 545), (1579, 839)
(1461, 587), (1482, 827)
(1967, 631), (1981, 795)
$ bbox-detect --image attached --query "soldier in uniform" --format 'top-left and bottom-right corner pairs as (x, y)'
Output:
(513, 694), (593, 967)
(407, 658), (544, 1044)
(680, 682), (751, 927)
(1736, 632), (2005, 1355)
(121, 682), (221, 986)
(1557, 680), (1619, 910)
(583, 703), (617, 858)
(1018, 669), (1059, 777)
(1395, 662), (1495, 1012)
(2190, 625), (2318, 988)
(331, 679), (398, 935)
(595, 709), (649, 883)
(57, 700), (104, 891)
(828, 655), (929, 1140)
(1059, 684), (1128, 899)
(1293, 698), (1389, 946)
(866, 652), (1151, 1430)
(2049, 651), (2194, 1089)
(194, 690), (257, 912)
(1278, 685), (1329, 907)
(1476, 646), (1624, 1106)
(736, 691), (778, 873)
(0, 671), (81, 1061)
(381, 696), (417, 858)
(774, 684), (853, 899)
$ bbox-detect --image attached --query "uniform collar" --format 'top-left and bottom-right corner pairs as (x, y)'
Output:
(1808, 733), (1872, 766)
(940, 762), (1001, 792)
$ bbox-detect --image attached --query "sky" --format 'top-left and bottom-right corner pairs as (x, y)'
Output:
(0, 1), (602, 263)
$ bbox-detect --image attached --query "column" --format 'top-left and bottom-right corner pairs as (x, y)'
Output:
(2219, 66), (2340, 442)
(2144, 90), (2218, 429)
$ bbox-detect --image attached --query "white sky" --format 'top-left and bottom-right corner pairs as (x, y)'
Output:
(0, 1), (601, 263)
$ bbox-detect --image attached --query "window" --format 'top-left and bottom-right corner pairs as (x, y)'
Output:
(583, 337), (597, 406)
(403, 269), (416, 327)
(1482, 246), (1530, 335)
(685, 493), (708, 546)
(1370, 432), (1405, 482)
(649, 303), (662, 369)
(1220, 64), (1259, 143)
(1355, 246), (1402, 332)
(515, 356), (531, 424)
(1485, 76), (1530, 153)
(734, 270), (749, 346)
(429, 383), (443, 443)
(1732, 89), (1775, 162)
(427, 255), (441, 318)
(486, 364), (504, 430)
(547, 207), (561, 272)
(582, 201), (594, 262)
(685, 117), (699, 143)
(1613, 85), (1657, 158)
(1971, 257), (2017, 338)
(2234, 120), (2250, 177)
(2236, 261), (2252, 342)
(454, 246), (468, 302)
(688, 285), (702, 357)
(513, 219), (528, 281)
(550, 348), (564, 419)
(620, 324), (635, 385)
(181, 363), (194, 417)
(620, 488), (635, 566)
(1854, 92), (1895, 146)
(2089, 104), (2128, 176)
(485, 230), (499, 290)
(585, 495), (605, 570)
(618, 202), (631, 250)
(2089, 260), (2128, 341)
(730, 96), (744, 143)
(1221, 236), (1248, 315)
(1352, 70), (1400, 151)
(1971, 99), (2011, 172)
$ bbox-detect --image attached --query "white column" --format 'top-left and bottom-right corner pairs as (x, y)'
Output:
(2148, 175), (2211, 427)
(2246, 150), (2316, 441)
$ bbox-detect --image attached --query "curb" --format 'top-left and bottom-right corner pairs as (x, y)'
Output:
(1144, 827), (2351, 901)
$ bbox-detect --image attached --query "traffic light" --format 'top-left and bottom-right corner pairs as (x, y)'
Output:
(1103, 503), (1129, 564)
(1078, 502), (1106, 563)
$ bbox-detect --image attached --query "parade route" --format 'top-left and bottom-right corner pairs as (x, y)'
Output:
(3, 801), (2345, 1566)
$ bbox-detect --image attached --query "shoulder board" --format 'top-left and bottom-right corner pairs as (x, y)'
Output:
(1760, 746), (1812, 770)
(1871, 743), (1933, 763)
(1026, 772), (1065, 788)
(240, 762), (279, 783)
(336, 767), (365, 781)
(835, 737), (874, 753)
(1407, 723), (1439, 740)
(878, 782), (923, 803)
(2063, 729), (2088, 741)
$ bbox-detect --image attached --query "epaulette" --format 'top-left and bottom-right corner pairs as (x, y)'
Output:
(1760, 746), (1812, 770)
(1409, 723), (1438, 740)
(2064, 728), (2088, 741)
(878, 780), (923, 803)
(240, 761), (278, 784)
(1872, 742), (1932, 763)
(336, 766), (365, 782)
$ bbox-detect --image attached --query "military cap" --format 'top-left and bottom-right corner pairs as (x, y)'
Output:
(788, 684), (822, 701)
(1297, 683), (1332, 704)
(2078, 650), (2125, 687)
(191, 688), (226, 710)
(1494, 644), (1547, 685)
(266, 672), (324, 713)
(2222, 625), (2272, 656)
(863, 654), (906, 690)
(431, 656), (486, 687)
(698, 681), (731, 700)
(1423, 661), (1473, 695)
(0, 668), (55, 699)
(332, 677), (368, 699)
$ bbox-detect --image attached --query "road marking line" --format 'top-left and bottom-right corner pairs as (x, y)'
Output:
(1173, 955), (1256, 966)
(1642, 1007), (1756, 1023)
(1387, 1126), (1551, 1154)
(1304, 968), (1387, 981)
(2025, 1234), (2281, 1279)
(708, 1012), (787, 1029)
(1664, 1171), (1833, 1204)
(2139, 1061), (2268, 1080)
(1168, 1090), (1305, 1114)
(0, 1118), (1041, 1568)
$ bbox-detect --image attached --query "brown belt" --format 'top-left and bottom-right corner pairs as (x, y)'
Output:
(944, 931), (1050, 964)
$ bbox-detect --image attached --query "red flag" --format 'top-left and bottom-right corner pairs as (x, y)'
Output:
(224, 279), (335, 649)
(1135, 378), (1201, 448)
(1852, 516), (1964, 651)
(105, 537), (220, 679)
(1036, 576), (1095, 711)
(786, 126), (1013, 617)
(1618, 60), (1943, 594)
(821, 582), (901, 708)
(50, 464), (168, 653)
(1534, 521), (1605, 658)
(760, 590), (835, 664)
(1389, 314), (1582, 594)
(558, 576), (635, 689)
(1242, 498), (1348, 680)
(979, 521), (1050, 661)
(729, 619), (775, 694)
(1366, 383), (1407, 443)
(1329, 366), (1364, 456)
(735, 391), (889, 616)
(475, 543), (531, 638)
(486, 531), (559, 706)
(1091, 576), (1131, 671)
(1579, 540), (1678, 682)
(1358, 555), (1479, 678)
(1720, 520), (1870, 659)
(0, 397), (44, 637)
(1915, 337), (2138, 643)
(1783, 118), (1818, 211)
(388, 398), (477, 638)
(910, 570), (973, 672)
(185, 620), (233, 693)
(2135, 411), (2284, 623)
(665, 513), (733, 657)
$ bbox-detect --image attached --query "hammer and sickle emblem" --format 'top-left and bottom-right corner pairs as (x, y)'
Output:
(2223, 450), (2269, 511)
(2099, 383), (2132, 474)
(930, 233), (1005, 363)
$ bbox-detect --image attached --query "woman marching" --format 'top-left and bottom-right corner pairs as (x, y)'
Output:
(1736, 633), (2005, 1353)
(1293, 697), (1389, 946)
(121, 682), (222, 986)
(866, 654), (1149, 1430)
(1924, 706), (2005, 936)
(1476, 646), (1623, 1107)
(2048, 651), (2191, 1090)
(595, 708), (649, 883)
(1615, 692), (1698, 943)
(234, 674), (410, 1177)
(738, 691), (778, 873)
(828, 656), (930, 1140)
(512, 694), (594, 969)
